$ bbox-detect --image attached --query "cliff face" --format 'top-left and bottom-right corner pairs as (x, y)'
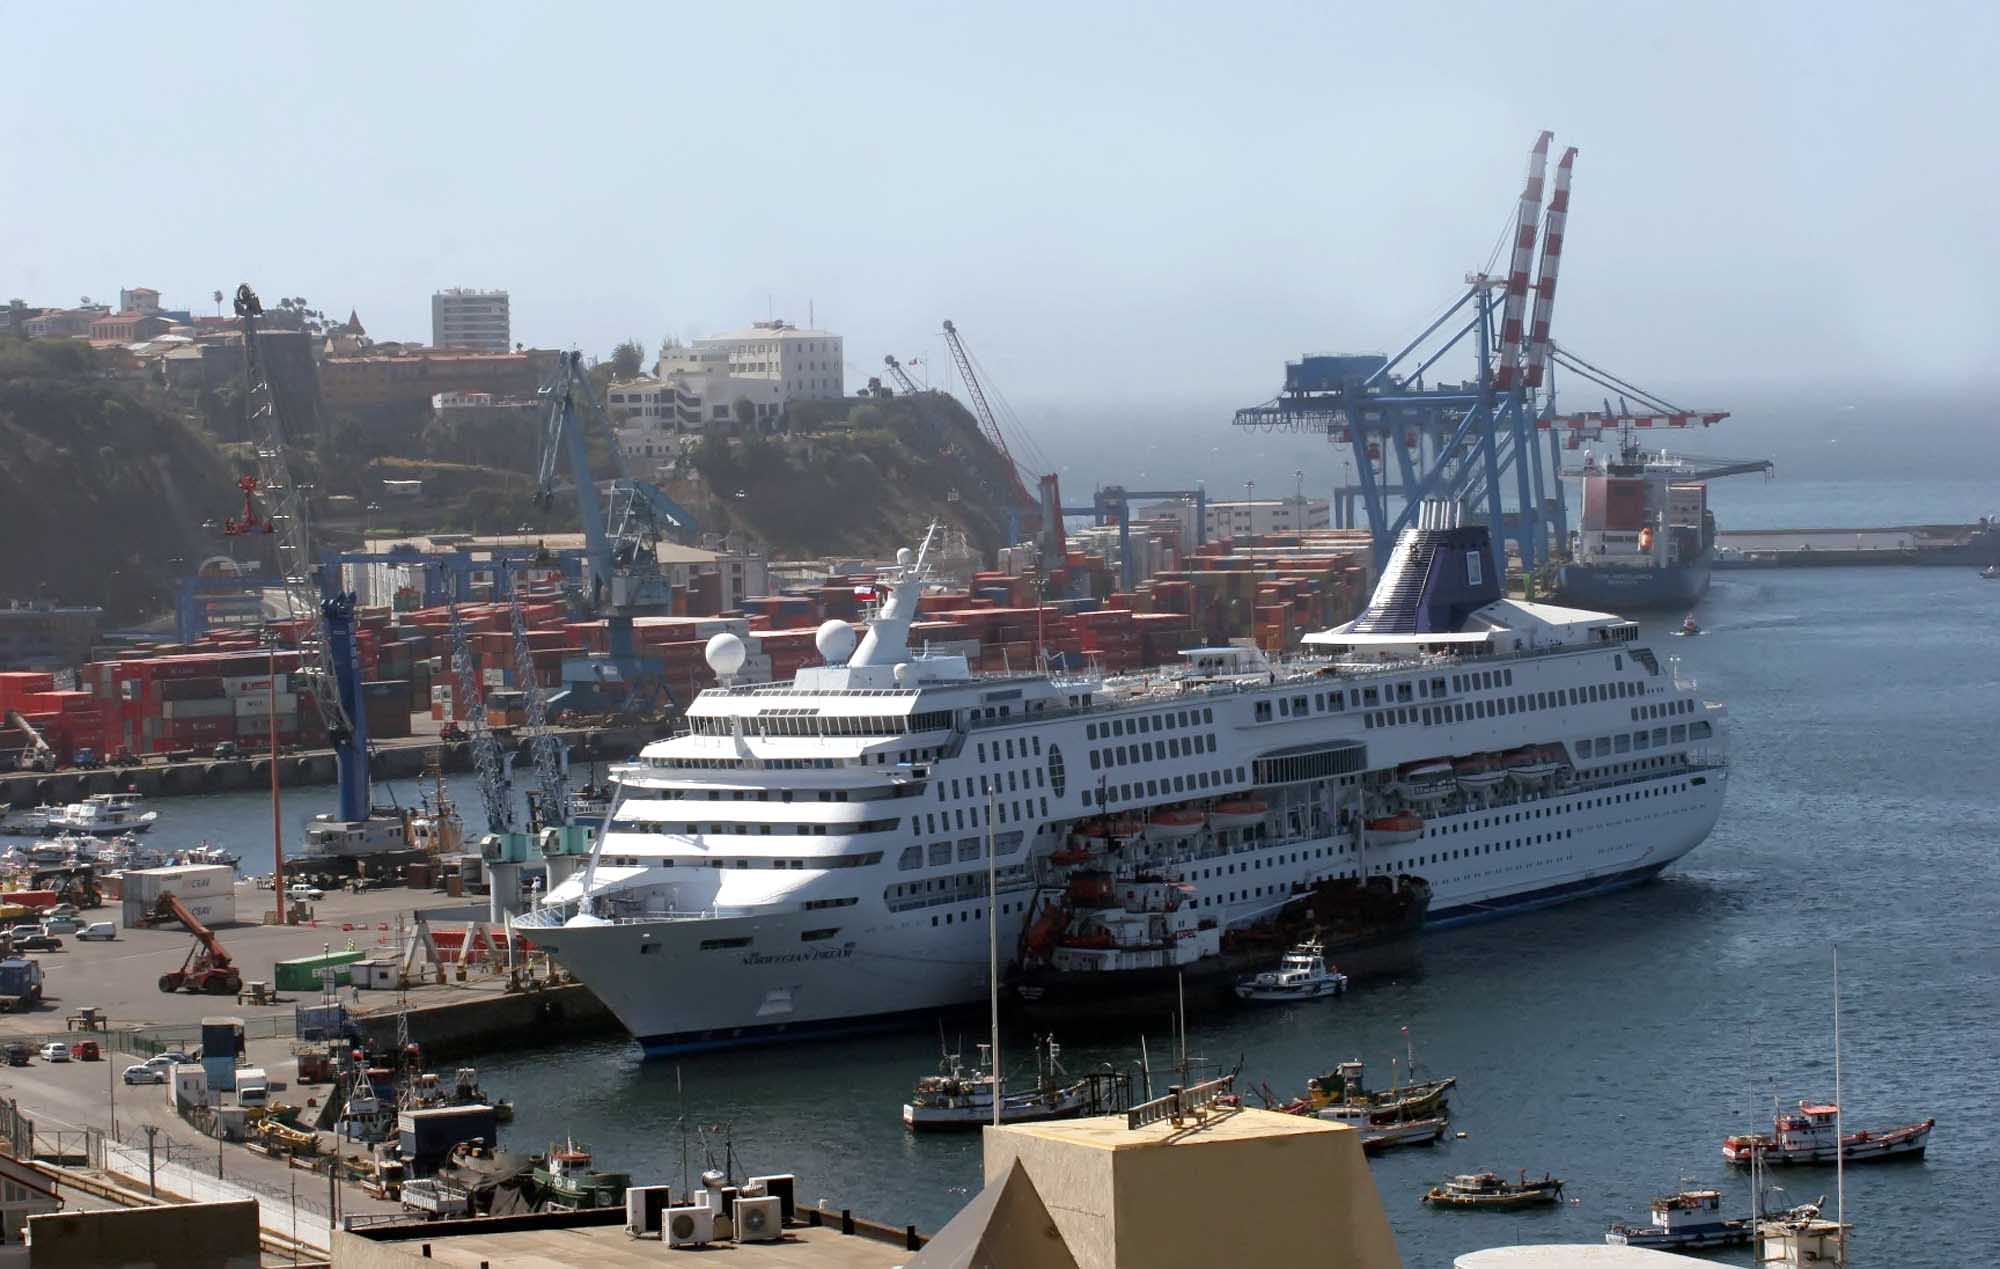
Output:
(675, 393), (1035, 559)
(0, 341), (234, 619)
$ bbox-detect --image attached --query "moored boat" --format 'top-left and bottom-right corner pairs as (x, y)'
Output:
(1723, 1101), (1934, 1166)
(1605, 1186), (1751, 1250)
(1287, 1057), (1456, 1125)
(1422, 1170), (1564, 1210)
(48, 792), (157, 835)
(1314, 1102), (1448, 1155)
(1234, 941), (1347, 1003)
(901, 1038), (1109, 1131)
(534, 1139), (630, 1211)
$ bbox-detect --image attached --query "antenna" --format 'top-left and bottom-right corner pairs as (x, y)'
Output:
(986, 776), (1001, 1128)
(1833, 945), (1844, 1240)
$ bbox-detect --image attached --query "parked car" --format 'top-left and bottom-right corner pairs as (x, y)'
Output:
(69, 1040), (99, 1062)
(4, 1044), (29, 1067)
(155, 1050), (193, 1065)
(76, 922), (117, 941)
(287, 884), (325, 902)
(212, 741), (242, 759)
(37, 1043), (68, 1063)
(8, 927), (61, 952)
(41, 917), (80, 936)
(122, 1063), (166, 1085)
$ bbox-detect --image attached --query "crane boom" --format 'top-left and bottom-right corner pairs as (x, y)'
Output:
(234, 284), (370, 821)
(1524, 145), (1577, 390)
(447, 585), (513, 834)
(510, 584), (568, 828)
(153, 891), (242, 995)
(882, 355), (921, 397)
(1492, 131), (1553, 392)
(938, 320), (1039, 520)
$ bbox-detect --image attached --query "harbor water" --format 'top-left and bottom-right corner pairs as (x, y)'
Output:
(148, 545), (1996, 1265)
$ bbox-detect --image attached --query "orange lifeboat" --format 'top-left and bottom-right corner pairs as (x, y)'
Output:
(1049, 842), (1093, 866)
(1024, 903), (1066, 958)
(1363, 811), (1425, 845)
(1209, 799), (1268, 830)
(1083, 818), (1144, 843)
(1066, 872), (1114, 904)
(1148, 808), (1207, 839)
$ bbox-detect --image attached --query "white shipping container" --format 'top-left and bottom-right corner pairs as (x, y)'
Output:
(124, 890), (234, 929)
(482, 668), (505, 688)
(233, 692), (298, 717)
(121, 864), (237, 906)
(430, 685), (452, 704)
(222, 674), (288, 697)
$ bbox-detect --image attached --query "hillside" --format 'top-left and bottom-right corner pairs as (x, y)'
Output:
(673, 392), (1034, 558)
(0, 340), (235, 619)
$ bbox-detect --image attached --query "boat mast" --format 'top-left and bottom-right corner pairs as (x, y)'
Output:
(1833, 944), (1844, 1252)
(986, 777), (1000, 1128)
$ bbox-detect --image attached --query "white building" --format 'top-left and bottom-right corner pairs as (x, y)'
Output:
(431, 288), (511, 352)
(683, 319), (844, 403)
(1158, 497), (1331, 540)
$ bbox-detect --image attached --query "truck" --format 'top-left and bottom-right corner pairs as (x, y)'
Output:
(236, 1067), (270, 1110)
(0, 958), (45, 1011)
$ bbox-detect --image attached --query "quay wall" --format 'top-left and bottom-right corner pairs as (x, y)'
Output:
(0, 722), (663, 808)
(354, 982), (620, 1059)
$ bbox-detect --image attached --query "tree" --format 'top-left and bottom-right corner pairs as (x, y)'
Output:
(657, 333), (684, 361)
(732, 396), (757, 433)
(609, 338), (646, 381)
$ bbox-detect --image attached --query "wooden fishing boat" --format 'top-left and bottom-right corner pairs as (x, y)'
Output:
(1422, 1171), (1564, 1210)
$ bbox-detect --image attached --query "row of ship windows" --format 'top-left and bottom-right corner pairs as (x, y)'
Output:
(1084, 707), (1215, 741)
(919, 797), (1051, 835)
(1089, 732), (1217, 771)
(1250, 660), (1592, 725)
(1631, 699), (1696, 723)
(1082, 767), (1249, 808)
(647, 750), (936, 772)
(598, 852), (886, 870)
(896, 832), (1027, 870)
(683, 710), (953, 738)
(1575, 721), (1711, 760)
(938, 766), (1046, 802)
(885, 865), (1033, 911)
(611, 818), (903, 838)
(1359, 677), (1651, 731)
(930, 899), (1033, 927)
(975, 734), (1045, 764)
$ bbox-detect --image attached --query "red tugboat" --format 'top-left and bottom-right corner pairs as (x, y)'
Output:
(1722, 1101), (1935, 1166)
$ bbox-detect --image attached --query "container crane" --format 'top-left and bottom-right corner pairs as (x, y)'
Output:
(234, 285), (371, 825)
(534, 350), (699, 718)
(153, 891), (242, 996)
(446, 584), (513, 835)
(509, 583), (568, 830)
(939, 320), (1044, 540)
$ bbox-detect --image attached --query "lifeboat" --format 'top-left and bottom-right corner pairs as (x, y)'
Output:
(1454, 754), (1508, 792)
(1506, 745), (1563, 781)
(1065, 871), (1115, 904)
(1363, 811), (1425, 845)
(1082, 818), (1144, 844)
(1396, 759), (1456, 801)
(1049, 842), (1093, 867)
(1023, 903), (1067, 959)
(1208, 799), (1268, 830)
(1147, 808), (1207, 839)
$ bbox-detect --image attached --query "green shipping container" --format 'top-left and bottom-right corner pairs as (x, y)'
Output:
(273, 949), (368, 992)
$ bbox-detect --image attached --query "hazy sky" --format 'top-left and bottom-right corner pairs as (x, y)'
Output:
(8, 2), (1996, 409)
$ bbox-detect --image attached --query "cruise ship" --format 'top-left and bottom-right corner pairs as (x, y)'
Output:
(517, 510), (1729, 1054)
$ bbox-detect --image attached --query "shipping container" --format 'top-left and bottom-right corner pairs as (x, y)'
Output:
(273, 949), (367, 992)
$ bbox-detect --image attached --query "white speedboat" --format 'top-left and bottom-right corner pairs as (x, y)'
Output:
(1234, 941), (1348, 1003)
(48, 792), (157, 835)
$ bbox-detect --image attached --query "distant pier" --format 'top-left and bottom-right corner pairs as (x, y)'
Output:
(1713, 520), (1999, 569)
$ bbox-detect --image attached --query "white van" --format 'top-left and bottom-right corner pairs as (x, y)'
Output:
(76, 922), (117, 941)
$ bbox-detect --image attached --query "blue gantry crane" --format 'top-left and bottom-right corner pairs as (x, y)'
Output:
(532, 350), (701, 718)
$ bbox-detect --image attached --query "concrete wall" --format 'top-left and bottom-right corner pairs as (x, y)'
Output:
(984, 1109), (1401, 1269)
(28, 1198), (261, 1268)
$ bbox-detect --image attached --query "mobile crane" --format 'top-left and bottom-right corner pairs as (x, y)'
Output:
(153, 891), (242, 996)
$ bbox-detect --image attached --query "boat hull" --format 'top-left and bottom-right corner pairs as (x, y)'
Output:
(1723, 1119), (1934, 1165)
(1555, 557), (1710, 611)
(1606, 1222), (1751, 1249)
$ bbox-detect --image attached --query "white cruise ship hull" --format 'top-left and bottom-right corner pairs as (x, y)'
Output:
(526, 765), (1724, 1054)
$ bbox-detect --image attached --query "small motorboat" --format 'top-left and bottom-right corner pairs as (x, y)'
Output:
(1677, 613), (1702, 636)
(1982, 564), (1999, 580)
(1422, 1170), (1565, 1210)
(1606, 1186), (1752, 1250)
(1362, 811), (1424, 845)
(1315, 1102), (1448, 1155)
(1234, 941), (1348, 1003)
(1723, 1101), (1935, 1165)
(1207, 798), (1268, 830)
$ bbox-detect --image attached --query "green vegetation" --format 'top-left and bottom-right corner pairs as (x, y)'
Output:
(0, 338), (234, 618)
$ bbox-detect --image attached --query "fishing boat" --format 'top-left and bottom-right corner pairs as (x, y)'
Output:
(1605, 1186), (1752, 1250)
(901, 1038), (1101, 1131)
(1723, 1101), (1934, 1166)
(1291, 1057), (1456, 1125)
(0, 806), (59, 838)
(1422, 1171), (1564, 1210)
(534, 1139), (630, 1212)
(1234, 941), (1347, 1003)
(1361, 811), (1424, 845)
(1313, 1102), (1448, 1155)
(175, 842), (239, 868)
(449, 1067), (514, 1122)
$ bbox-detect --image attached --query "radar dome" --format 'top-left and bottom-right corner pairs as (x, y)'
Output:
(815, 619), (857, 664)
(704, 632), (747, 677)
(896, 547), (914, 568)
(893, 662), (913, 686)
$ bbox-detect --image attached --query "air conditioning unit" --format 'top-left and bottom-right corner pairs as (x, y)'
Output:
(665, 1204), (714, 1248)
(735, 1194), (782, 1243)
(709, 1184), (739, 1240)
(748, 1173), (797, 1223)
(625, 1184), (672, 1237)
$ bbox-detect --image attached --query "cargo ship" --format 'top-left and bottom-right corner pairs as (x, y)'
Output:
(1555, 445), (1714, 610)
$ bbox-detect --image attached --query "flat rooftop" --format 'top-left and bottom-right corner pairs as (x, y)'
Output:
(1002, 1105), (1340, 1152)
(342, 1212), (916, 1268)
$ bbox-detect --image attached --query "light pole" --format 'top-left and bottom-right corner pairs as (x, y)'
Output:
(1244, 480), (1255, 538)
(267, 632), (286, 924)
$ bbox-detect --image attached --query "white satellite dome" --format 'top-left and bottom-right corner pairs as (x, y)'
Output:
(815, 619), (857, 664)
(896, 547), (914, 568)
(893, 662), (912, 686)
(704, 632), (747, 677)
